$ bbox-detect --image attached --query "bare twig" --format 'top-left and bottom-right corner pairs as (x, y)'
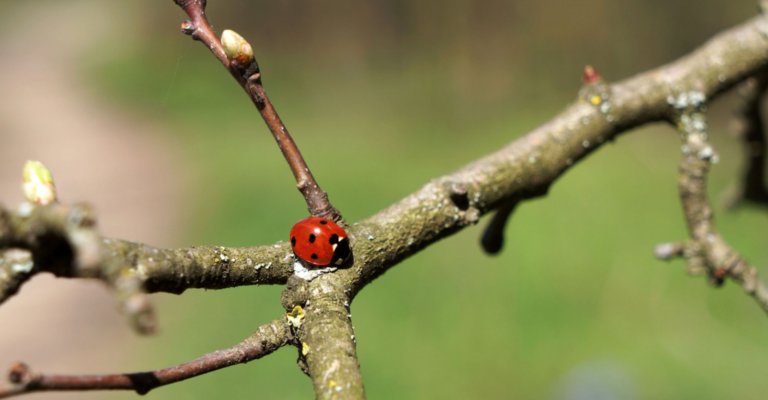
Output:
(655, 99), (768, 313)
(173, 0), (340, 220)
(0, 319), (291, 398)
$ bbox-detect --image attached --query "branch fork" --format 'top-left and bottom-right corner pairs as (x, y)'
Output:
(654, 94), (768, 311)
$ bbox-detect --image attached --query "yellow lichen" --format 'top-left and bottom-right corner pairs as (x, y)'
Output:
(286, 305), (305, 328)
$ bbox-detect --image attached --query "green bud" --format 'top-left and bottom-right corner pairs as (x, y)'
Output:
(221, 29), (254, 66)
(21, 160), (57, 205)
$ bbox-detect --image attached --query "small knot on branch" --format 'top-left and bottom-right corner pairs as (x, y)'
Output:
(448, 183), (470, 211)
(668, 91), (710, 142)
(180, 20), (195, 35)
(578, 65), (613, 119)
(7, 362), (32, 386)
(441, 181), (479, 226)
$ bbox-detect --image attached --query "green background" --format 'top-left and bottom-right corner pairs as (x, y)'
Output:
(5, 1), (768, 398)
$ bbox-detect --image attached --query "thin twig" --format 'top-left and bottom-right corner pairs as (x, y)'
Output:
(479, 183), (550, 255)
(0, 319), (291, 398)
(173, 0), (340, 220)
(656, 103), (768, 313)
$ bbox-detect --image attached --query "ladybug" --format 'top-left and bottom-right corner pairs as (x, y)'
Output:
(289, 216), (350, 267)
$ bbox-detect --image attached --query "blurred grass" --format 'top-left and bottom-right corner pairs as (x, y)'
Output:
(77, 2), (768, 399)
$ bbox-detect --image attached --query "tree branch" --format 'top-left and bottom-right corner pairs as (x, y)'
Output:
(655, 105), (768, 312)
(4, 5), (768, 399)
(0, 202), (294, 332)
(0, 319), (291, 398)
(3, 3), (766, 317)
(0, 203), (294, 294)
(337, 14), (768, 297)
(283, 277), (365, 400)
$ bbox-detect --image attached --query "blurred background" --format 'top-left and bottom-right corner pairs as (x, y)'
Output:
(0, 0), (766, 399)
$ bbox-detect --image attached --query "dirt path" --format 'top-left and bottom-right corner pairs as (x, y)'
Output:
(0, 2), (189, 398)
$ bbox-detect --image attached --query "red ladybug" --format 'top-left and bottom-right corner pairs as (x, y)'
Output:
(289, 216), (350, 267)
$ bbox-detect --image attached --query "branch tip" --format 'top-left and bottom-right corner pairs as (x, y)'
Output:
(583, 65), (602, 84)
(480, 201), (517, 255)
(654, 242), (685, 260)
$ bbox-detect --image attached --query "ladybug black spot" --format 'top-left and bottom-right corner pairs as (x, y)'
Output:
(310, 253), (318, 260)
(291, 236), (296, 247)
(309, 234), (316, 243)
(329, 234), (339, 245)
(319, 220), (328, 225)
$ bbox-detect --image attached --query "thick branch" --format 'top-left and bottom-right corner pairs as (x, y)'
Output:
(337, 14), (768, 297)
(102, 239), (294, 294)
(0, 319), (291, 398)
(0, 202), (294, 333)
(0, 203), (293, 297)
(285, 277), (365, 400)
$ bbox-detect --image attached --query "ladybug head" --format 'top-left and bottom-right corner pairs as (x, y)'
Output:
(329, 234), (351, 266)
